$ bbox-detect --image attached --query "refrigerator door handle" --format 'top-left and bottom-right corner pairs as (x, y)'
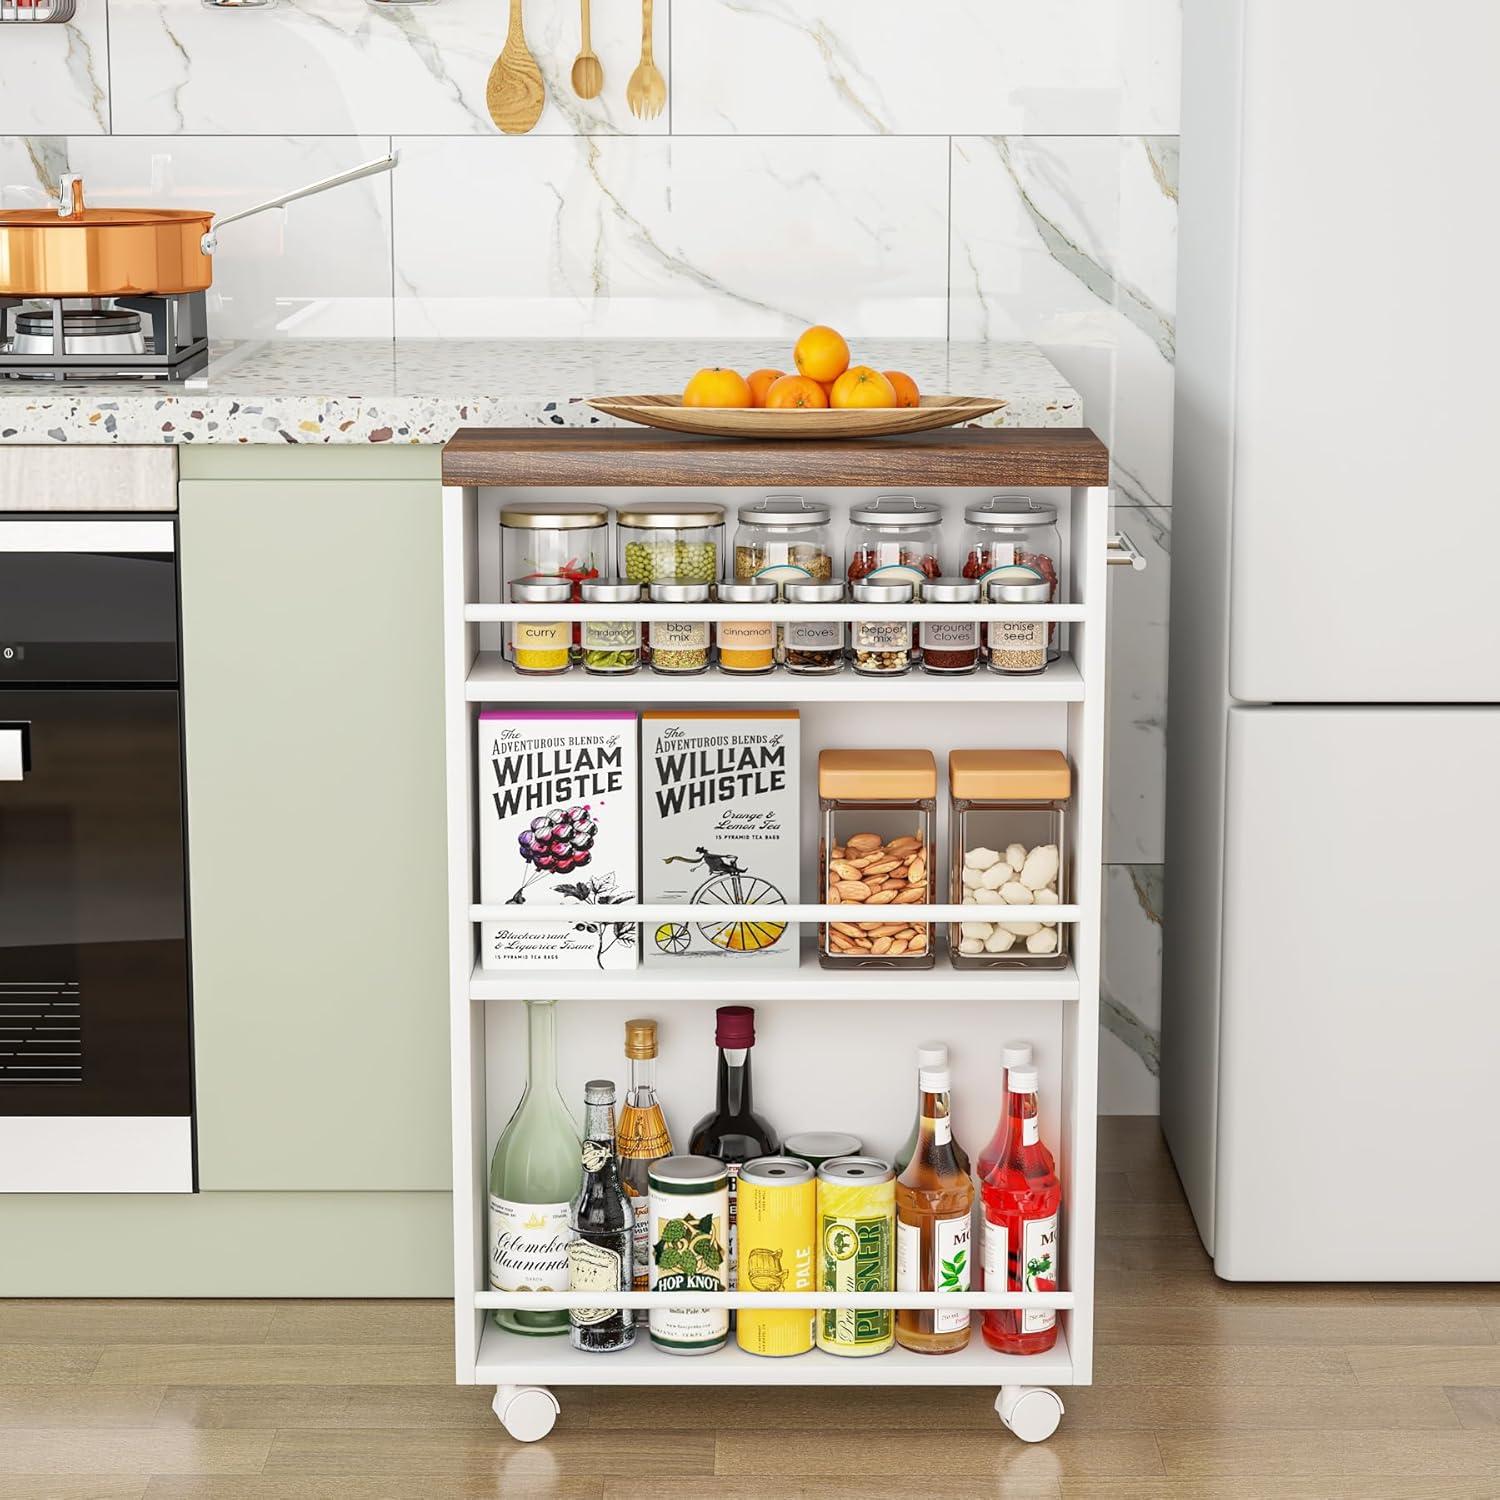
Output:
(0, 723), (29, 780)
(1106, 528), (1147, 571)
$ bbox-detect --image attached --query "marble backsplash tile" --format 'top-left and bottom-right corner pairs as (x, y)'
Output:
(1101, 862), (1163, 1114)
(0, 0), (110, 134)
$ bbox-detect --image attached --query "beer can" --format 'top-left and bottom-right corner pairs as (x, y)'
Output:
(816, 1155), (896, 1357)
(648, 1155), (729, 1355)
(783, 1131), (863, 1169)
(736, 1156), (816, 1357)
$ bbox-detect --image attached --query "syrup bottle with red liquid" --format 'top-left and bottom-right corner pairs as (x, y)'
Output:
(981, 1064), (1061, 1355)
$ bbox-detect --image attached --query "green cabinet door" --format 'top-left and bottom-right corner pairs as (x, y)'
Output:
(179, 451), (449, 1191)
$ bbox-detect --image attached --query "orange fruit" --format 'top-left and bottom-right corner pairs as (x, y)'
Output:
(830, 365), (898, 409)
(818, 380), (838, 404)
(683, 367), (753, 408)
(884, 370), (920, 408)
(793, 325), (851, 384)
(746, 368), (785, 408)
(764, 374), (829, 410)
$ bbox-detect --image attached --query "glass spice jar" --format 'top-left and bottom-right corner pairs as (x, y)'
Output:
(734, 495), (835, 584)
(918, 576), (981, 675)
(715, 582), (778, 675)
(962, 498), (1062, 658)
(648, 582), (713, 675)
(850, 579), (914, 675)
(783, 580), (847, 675)
(579, 580), (642, 675)
(987, 575), (1052, 675)
(499, 500), (608, 660)
(845, 495), (944, 586)
(617, 501), (725, 588)
(508, 578), (573, 676)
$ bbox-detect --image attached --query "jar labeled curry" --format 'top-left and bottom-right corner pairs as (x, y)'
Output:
(715, 582), (777, 675)
(579, 580), (642, 675)
(618, 501), (725, 588)
(987, 575), (1051, 675)
(783, 580), (846, 675)
(919, 576), (980, 675)
(850, 580), (914, 675)
(734, 495), (834, 584)
(648, 582), (713, 675)
(507, 578), (573, 676)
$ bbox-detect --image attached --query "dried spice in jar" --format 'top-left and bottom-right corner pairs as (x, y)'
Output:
(648, 582), (713, 675)
(734, 495), (835, 584)
(618, 501), (724, 586)
(783, 580), (846, 675)
(850, 579), (914, 675)
(845, 495), (943, 586)
(499, 501), (607, 658)
(962, 498), (1061, 657)
(987, 575), (1051, 675)
(715, 581), (777, 675)
(579, 580), (642, 675)
(918, 576), (980, 675)
(508, 577), (574, 676)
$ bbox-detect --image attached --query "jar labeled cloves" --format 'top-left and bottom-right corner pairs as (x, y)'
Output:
(648, 582), (713, 675)
(850, 579), (914, 675)
(919, 576), (980, 675)
(508, 578), (573, 676)
(715, 582), (778, 675)
(579, 580), (642, 675)
(987, 575), (1051, 675)
(783, 580), (846, 675)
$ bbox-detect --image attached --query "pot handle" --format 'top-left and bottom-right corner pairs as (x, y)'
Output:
(200, 151), (398, 255)
(57, 174), (85, 218)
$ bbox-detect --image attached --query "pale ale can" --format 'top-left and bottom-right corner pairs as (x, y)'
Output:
(816, 1156), (896, 1357)
(648, 1155), (729, 1355)
(736, 1156), (816, 1357)
(782, 1131), (863, 1169)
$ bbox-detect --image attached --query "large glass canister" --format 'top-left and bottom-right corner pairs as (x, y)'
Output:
(949, 749), (1069, 969)
(579, 580), (642, 675)
(783, 580), (846, 674)
(499, 500), (608, 661)
(845, 495), (944, 587)
(617, 501), (725, 588)
(961, 498), (1063, 659)
(818, 748), (937, 971)
(734, 495), (835, 585)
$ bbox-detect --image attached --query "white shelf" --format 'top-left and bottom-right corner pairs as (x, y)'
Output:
(474, 1318), (1074, 1388)
(466, 651), (1084, 703)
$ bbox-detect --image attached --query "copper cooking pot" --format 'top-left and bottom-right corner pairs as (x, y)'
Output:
(0, 153), (396, 299)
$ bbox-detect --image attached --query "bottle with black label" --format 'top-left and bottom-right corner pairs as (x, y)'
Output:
(567, 1079), (635, 1352)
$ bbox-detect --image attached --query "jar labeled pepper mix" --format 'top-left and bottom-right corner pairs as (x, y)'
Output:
(918, 576), (980, 675)
(783, 580), (846, 675)
(846, 495), (943, 586)
(734, 495), (834, 584)
(579, 580), (642, 675)
(715, 582), (777, 675)
(618, 501), (725, 588)
(850, 579), (914, 675)
(508, 578), (573, 676)
(987, 575), (1051, 675)
(648, 582), (713, 675)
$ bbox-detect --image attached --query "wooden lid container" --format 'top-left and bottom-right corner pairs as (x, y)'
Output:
(948, 748), (1071, 801)
(819, 748), (937, 800)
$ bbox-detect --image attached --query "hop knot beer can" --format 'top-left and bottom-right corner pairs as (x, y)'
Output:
(736, 1156), (817, 1357)
(648, 1155), (729, 1355)
(816, 1156), (896, 1357)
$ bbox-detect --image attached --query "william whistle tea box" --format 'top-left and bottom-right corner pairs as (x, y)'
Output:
(641, 710), (799, 969)
(478, 710), (639, 970)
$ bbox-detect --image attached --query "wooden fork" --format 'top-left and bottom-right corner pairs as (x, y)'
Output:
(626, 0), (666, 120)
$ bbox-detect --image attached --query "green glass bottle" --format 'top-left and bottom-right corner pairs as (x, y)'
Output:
(488, 999), (582, 1335)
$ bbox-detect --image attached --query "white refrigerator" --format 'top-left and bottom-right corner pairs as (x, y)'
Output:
(1161, 0), (1500, 1278)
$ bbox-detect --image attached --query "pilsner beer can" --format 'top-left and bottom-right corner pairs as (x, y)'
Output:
(816, 1156), (896, 1357)
(783, 1132), (863, 1169)
(736, 1156), (817, 1357)
(648, 1155), (729, 1355)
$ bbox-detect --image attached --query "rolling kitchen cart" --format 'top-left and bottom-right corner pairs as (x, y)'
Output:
(441, 427), (1135, 1445)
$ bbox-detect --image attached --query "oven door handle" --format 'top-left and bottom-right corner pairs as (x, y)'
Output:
(0, 723), (29, 780)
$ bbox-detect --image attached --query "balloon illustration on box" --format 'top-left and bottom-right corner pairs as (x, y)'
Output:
(512, 804), (597, 901)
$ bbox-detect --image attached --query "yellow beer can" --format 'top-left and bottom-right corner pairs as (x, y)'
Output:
(736, 1156), (817, 1357)
(816, 1155), (896, 1357)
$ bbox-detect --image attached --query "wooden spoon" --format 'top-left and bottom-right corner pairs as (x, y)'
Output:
(626, 0), (666, 120)
(570, 0), (603, 100)
(487, 0), (545, 135)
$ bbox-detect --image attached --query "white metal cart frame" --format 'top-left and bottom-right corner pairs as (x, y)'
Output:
(440, 426), (1128, 1445)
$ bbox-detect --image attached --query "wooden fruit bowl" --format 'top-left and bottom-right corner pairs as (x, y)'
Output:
(588, 394), (1006, 439)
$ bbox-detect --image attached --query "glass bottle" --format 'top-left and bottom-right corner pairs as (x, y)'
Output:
(894, 1042), (970, 1176)
(487, 998), (581, 1336)
(896, 1063), (975, 1354)
(617, 1018), (673, 1322)
(982, 1065), (1062, 1355)
(688, 1004), (779, 1283)
(567, 1080), (635, 1352)
(975, 1040), (1033, 1291)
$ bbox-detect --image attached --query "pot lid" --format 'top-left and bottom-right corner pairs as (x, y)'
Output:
(0, 178), (209, 229)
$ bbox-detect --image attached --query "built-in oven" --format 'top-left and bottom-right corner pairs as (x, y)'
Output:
(0, 517), (194, 1191)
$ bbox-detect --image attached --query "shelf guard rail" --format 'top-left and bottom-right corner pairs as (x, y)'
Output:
(476, 1290), (1074, 1311)
(471, 904), (1081, 925)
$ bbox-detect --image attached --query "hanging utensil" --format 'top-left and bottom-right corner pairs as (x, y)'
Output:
(626, 0), (666, 120)
(487, 0), (546, 134)
(570, 0), (603, 100)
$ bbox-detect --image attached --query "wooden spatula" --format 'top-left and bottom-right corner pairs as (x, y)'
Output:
(570, 0), (604, 100)
(487, 0), (546, 135)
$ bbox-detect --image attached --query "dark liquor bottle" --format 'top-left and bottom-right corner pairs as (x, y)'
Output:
(567, 1079), (635, 1352)
(689, 1005), (778, 1283)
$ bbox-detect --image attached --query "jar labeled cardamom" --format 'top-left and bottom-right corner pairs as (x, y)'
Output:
(579, 581), (642, 675)
(648, 582), (713, 675)
(508, 578), (574, 676)
(783, 580), (846, 675)
(715, 582), (778, 675)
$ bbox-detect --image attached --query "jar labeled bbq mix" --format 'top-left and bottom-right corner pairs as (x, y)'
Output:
(845, 495), (943, 587)
(962, 497), (1062, 659)
(918, 576), (980, 675)
(648, 582), (713, 675)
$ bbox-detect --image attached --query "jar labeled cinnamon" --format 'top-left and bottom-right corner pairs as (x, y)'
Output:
(715, 582), (777, 675)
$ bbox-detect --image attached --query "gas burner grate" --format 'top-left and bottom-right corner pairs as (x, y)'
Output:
(0, 1), (77, 21)
(0, 980), (81, 1084)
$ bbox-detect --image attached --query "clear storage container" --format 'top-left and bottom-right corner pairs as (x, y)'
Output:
(734, 495), (835, 584)
(579, 580), (642, 675)
(850, 579), (914, 675)
(819, 748), (937, 971)
(918, 576), (980, 675)
(845, 495), (944, 587)
(508, 578), (573, 677)
(962, 497), (1062, 659)
(618, 501), (725, 588)
(499, 500), (608, 662)
(648, 582), (713, 675)
(715, 582), (777, 675)
(783, 580), (846, 675)
(949, 749), (1069, 969)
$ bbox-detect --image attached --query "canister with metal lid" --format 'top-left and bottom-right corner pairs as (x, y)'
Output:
(919, 575), (981, 675)
(507, 577), (573, 676)
(845, 495), (944, 585)
(617, 500), (725, 586)
(715, 581), (778, 675)
(782, 580), (847, 674)
(734, 494), (834, 584)
(986, 574), (1053, 675)
(648, 581), (713, 674)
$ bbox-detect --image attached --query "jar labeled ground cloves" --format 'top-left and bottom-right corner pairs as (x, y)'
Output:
(508, 578), (573, 676)
(919, 576), (980, 675)
(648, 582), (713, 675)
(783, 580), (846, 675)
(850, 579), (914, 675)
(715, 581), (778, 675)
(579, 580), (642, 675)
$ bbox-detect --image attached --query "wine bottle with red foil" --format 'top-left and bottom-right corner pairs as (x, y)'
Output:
(981, 1064), (1061, 1355)
(688, 1005), (778, 1282)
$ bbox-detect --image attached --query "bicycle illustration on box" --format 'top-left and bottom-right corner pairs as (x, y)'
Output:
(654, 846), (788, 955)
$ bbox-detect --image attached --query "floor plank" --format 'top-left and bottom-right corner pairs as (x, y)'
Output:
(153, 1383), (502, 1431)
(1097, 1305), (1492, 1347)
(1447, 1386), (1500, 1429)
(89, 1345), (452, 1388)
(1061, 1382), (1458, 1431)
(0, 1349), (103, 1386)
(1093, 1343), (1357, 1387)
(1349, 1345), (1500, 1387)
(0, 1304), (274, 1348)
(0, 1481), (147, 1500)
(261, 1302), (453, 1347)
(0, 1385), (166, 1428)
(143, 1483), (603, 1500)
(0, 1428), (273, 1477)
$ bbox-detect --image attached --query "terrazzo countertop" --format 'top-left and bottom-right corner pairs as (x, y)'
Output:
(0, 340), (1080, 446)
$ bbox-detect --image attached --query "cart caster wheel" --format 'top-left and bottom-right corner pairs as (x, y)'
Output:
(492, 1384), (559, 1443)
(995, 1385), (1064, 1443)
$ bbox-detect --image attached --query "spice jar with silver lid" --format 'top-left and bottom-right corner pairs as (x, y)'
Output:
(783, 580), (847, 675)
(579, 580), (642, 675)
(508, 578), (574, 677)
(850, 579), (915, 675)
(715, 581), (778, 675)
(734, 495), (835, 584)
(919, 576), (981, 675)
(648, 582), (713, 675)
(986, 575), (1052, 675)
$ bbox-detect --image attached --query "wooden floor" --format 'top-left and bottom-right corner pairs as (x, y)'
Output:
(3, 1118), (1498, 1499)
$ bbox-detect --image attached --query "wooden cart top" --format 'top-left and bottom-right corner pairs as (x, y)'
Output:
(441, 426), (1110, 489)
